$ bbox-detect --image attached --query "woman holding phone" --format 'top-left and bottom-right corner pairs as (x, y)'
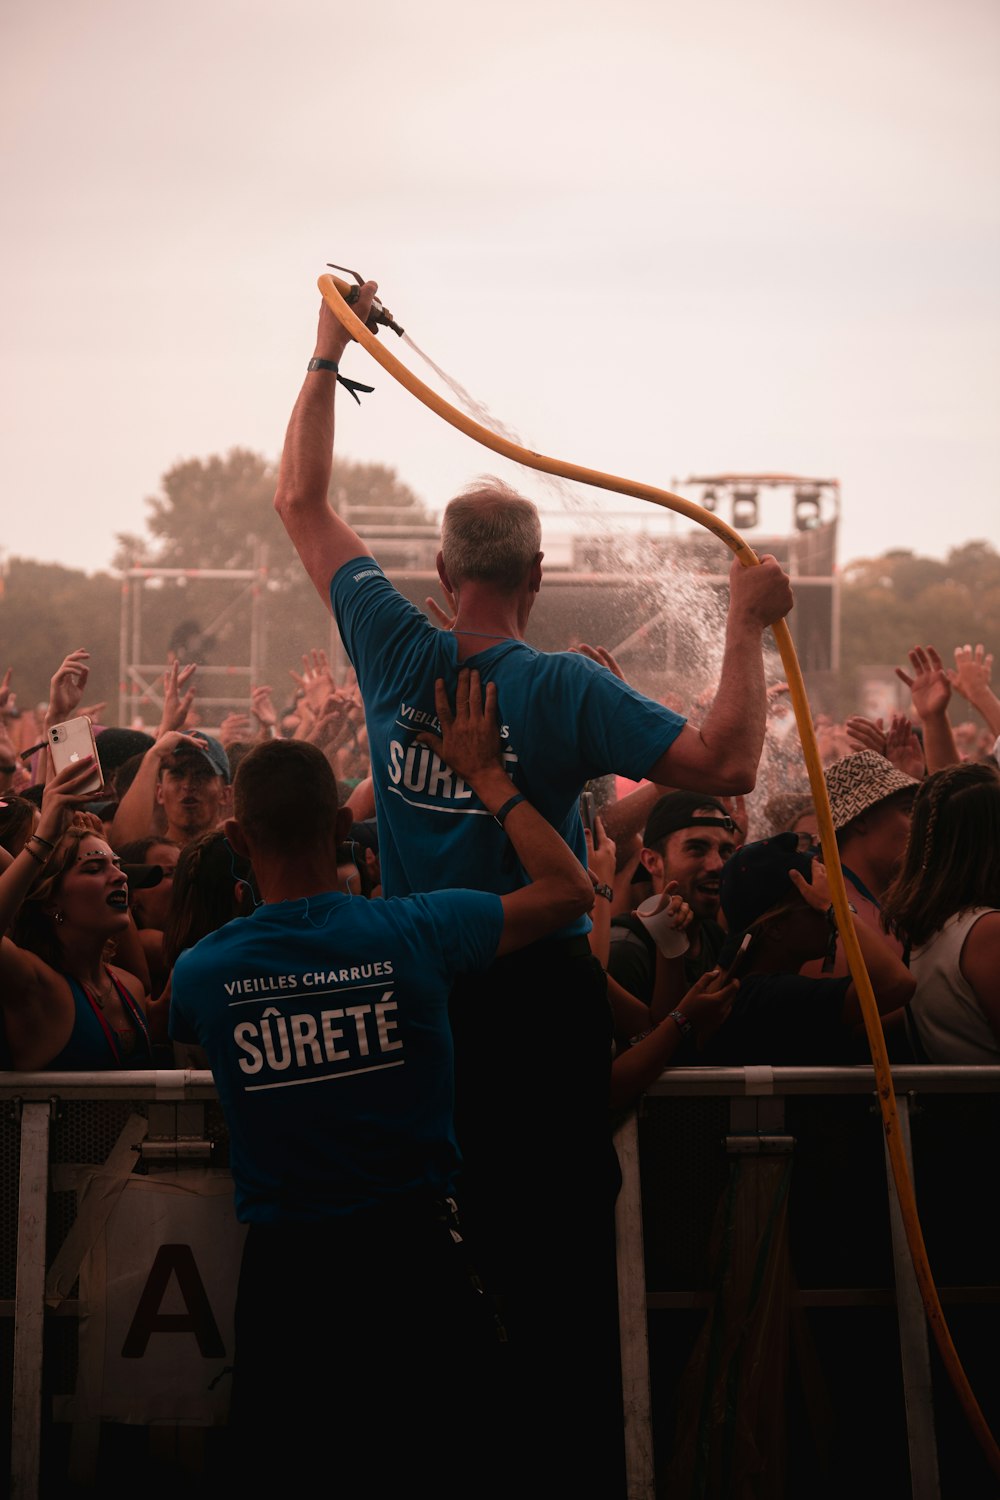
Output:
(0, 755), (153, 1070)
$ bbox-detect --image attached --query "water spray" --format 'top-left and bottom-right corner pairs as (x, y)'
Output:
(316, 269), (1000, 1478)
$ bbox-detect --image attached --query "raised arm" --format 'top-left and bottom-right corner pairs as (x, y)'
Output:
(609, 969), (738, 1110)
(273, 284), (380, 605)
(645, 556), (794, 795)
(415, 671), (593, 954)
(895, 645), (960, 773)
(34, 649), (92, 787)
(108, 731), (203, 846)
(0, 759), (107, 1046)
(948, 643), (1000, 740)
(789, 859), (915, 1021)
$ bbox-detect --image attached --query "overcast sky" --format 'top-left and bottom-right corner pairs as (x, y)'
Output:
(2, 0), (998, 578)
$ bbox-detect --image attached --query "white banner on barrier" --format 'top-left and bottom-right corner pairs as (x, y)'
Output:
(66, 1170), (246, 1425)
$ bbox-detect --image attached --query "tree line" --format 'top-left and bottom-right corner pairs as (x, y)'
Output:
(2, 448), (998, 725)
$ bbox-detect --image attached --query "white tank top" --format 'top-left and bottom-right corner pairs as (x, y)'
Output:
(909, 908), (1000, 1063)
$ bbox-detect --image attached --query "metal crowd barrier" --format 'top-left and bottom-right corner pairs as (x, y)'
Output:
(3, 1067), (1000, 1498)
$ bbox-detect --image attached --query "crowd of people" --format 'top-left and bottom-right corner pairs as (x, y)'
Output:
(2, 282), (1000, 1494)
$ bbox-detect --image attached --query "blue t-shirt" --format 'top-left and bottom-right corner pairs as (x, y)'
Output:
(169, 887), (503, 1223)
(332, 557), (686, 928)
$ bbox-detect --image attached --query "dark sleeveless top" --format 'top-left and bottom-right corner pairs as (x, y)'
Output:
(45, 970), (154, 1070)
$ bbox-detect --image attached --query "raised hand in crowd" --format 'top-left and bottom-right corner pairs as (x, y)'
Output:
(44, 649), (91, 730)
(156, 661), (197, 736)
(340, 666), (367, 729)
(573, 643), (627, 680)
(608, 964), (739, 1109)
(895, 644), (959, 772)
(29, 649), (95, 787)
(885, 712), (926, 779)
(846, 713), (889, 757)
(304, 693), (355, 757)
(584, 814), (618, 965)
(788, 856), (915, 1028)
(425, 579), (458, 630)
(948, 642), (1000, 740)
(847, 712), (925, 779)
(219, 713), (252, 750)
(896, 644), (950, 718)
(109, 729), (224, 849)
(250, 684), (279, 738)
(289, 648), (337, 715)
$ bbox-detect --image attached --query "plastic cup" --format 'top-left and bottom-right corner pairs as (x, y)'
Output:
(635, 895), (691, 958)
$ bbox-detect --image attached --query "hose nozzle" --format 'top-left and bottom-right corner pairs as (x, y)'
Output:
(325, 263), (405, 337)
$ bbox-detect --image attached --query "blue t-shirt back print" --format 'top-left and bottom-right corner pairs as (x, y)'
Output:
(332, 556), (687, 931)
(170, 886), (503, 1222)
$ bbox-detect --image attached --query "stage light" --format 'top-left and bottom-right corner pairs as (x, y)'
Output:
(732, 487), (759, 530)
(794, 486), (822, 531)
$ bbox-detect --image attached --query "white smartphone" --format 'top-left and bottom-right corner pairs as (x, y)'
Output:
(48, 716), (104, 796)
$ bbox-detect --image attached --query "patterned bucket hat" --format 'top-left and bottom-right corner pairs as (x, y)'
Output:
(823, 751), (918, 831)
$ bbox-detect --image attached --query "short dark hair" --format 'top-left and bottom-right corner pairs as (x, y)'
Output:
(95, 727), (155, 776)
(233, 740), (340, 856)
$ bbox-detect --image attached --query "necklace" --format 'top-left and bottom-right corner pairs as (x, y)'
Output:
(449, 628), (517, 640)
(80, 971), (115, 1010)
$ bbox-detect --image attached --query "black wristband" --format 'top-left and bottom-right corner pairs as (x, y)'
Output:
(593, 881), (614, 902)
(307, 357), (375, 405)
(494, 793), (526, 828)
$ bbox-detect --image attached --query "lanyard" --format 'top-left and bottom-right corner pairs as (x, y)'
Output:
(80, 970), (152, 1065)
(841, 864), (882, 911)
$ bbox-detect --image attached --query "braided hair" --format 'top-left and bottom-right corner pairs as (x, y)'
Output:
(882, 762), (1000, 947)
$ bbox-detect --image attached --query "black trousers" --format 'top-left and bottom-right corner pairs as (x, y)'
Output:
(229, 1198), (506, 1497)
(449, 940), (626, 1497)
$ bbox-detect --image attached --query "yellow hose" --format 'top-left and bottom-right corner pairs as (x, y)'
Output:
(317, 273), (1000, 1476)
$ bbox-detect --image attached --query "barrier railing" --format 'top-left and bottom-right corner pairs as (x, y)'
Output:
(616, 1065), (1000, 1500)
(3, 1067), (999, 1498)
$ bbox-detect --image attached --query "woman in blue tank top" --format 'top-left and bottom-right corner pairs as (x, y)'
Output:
(0, 756), (152, 1070)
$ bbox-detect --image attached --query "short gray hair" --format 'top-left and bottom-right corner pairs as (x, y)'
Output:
(441, 477), (541, 591)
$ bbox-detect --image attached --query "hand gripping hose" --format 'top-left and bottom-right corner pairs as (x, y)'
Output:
(317, 274), (1000, 1476)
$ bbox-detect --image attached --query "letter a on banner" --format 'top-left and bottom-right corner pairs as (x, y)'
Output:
(121, 1243), (225, 1358)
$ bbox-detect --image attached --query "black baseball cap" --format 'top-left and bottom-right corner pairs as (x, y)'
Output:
(719, 832), (815, 933)
(643, 791), (734, 848)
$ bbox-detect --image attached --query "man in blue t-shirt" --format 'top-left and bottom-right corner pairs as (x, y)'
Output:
(169, 680), (592, 1497)
(272, 283), (794, 1493)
